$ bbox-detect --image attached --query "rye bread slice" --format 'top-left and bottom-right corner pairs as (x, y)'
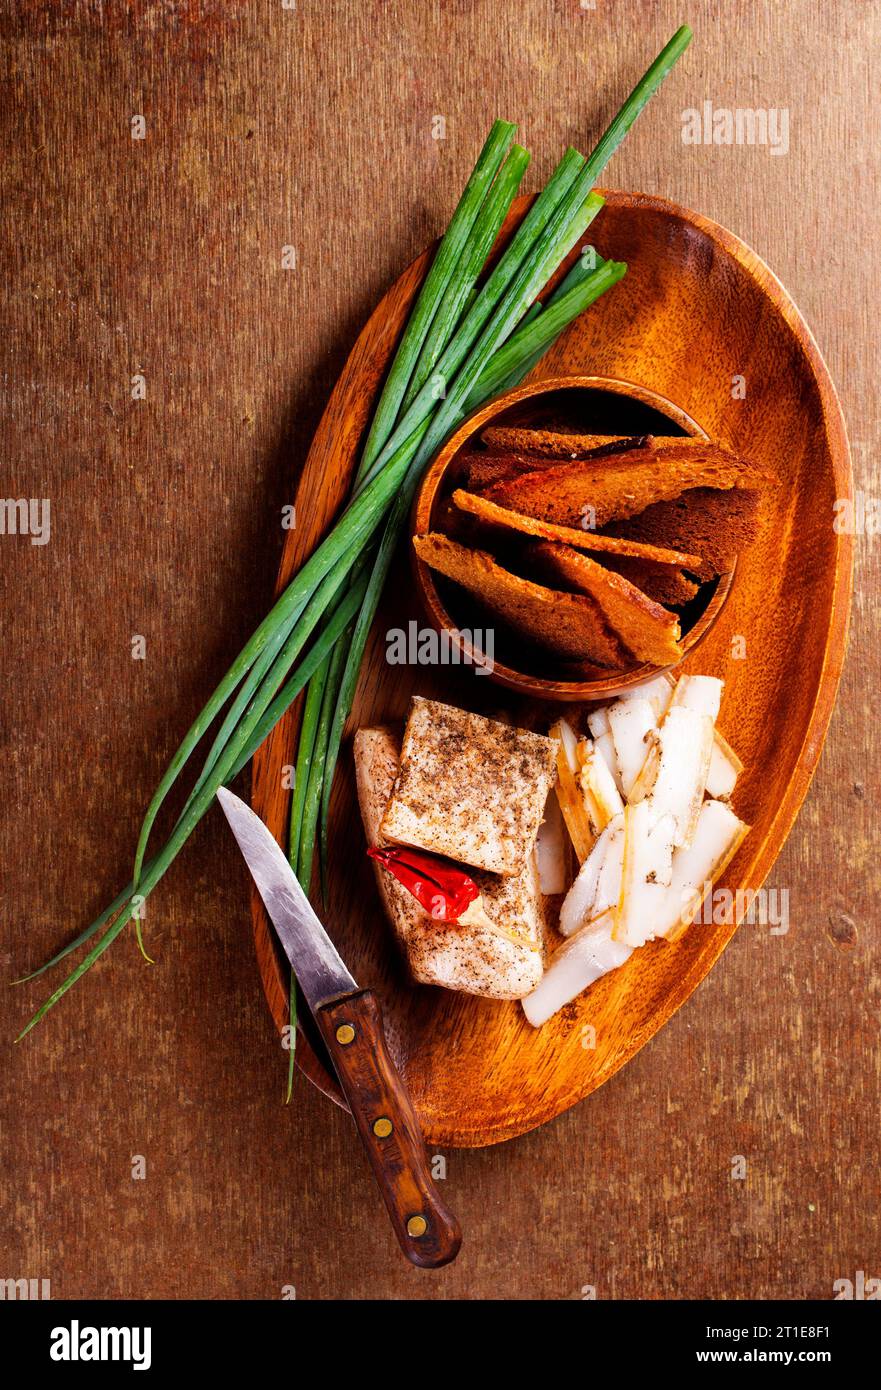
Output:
(481, 428), (656, 457)
(529, 542), (683, 667)
(601, 486), (764, 579)
(596, 554), (700, 607)
(460, 435), (649, 494)
(412, 532), (630, 667)
(451, 488), (704, 568)
(461, 452), (550, 493)
(481, 440), (771, 530)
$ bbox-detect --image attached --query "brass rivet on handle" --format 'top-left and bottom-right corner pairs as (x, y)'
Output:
(373, 1117), (393, 1138)
(335, 1023), (355, 1045)
(407, 1215), (428, 1238)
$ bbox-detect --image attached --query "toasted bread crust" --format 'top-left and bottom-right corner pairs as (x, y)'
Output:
(451, 488), (704, 568)
(601, 486), (764, 578)
(481, 428), (650, 457)
(480, 441), (772, 529)
(529, 541), (683, 666)
(461, 435), (647, 490)
(596, 554), (700, 607)
(413, 531), (631, 667)
(460, 452), (548, 492)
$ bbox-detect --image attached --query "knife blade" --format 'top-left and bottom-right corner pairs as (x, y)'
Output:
(216, 785), (461, 1269)
(216, 785), (357, 1010)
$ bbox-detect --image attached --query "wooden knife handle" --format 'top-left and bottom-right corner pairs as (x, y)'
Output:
(316, 989), (462, 1269)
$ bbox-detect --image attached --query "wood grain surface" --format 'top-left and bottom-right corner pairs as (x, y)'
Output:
(2, 0), (878, 1300)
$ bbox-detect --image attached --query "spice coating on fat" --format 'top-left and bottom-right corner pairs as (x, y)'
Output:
(354, 726), (546, 999)
(380, 696), (558, 876)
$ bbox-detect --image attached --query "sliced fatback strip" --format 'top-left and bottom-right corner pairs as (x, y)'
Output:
(647, 705), (715, 846)
(608, 697), (657, 799)
(656, 800), (749, 940)
(522, 912), (633, 1027)
(613, 802), (677, 947)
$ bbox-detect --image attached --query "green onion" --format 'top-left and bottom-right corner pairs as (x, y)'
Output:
(465, 245), (615, 405)
(405, 191), (605, 479)
(470, 255), (626, 401)
(17, 434), (422, 1037)
(19, 631), (335, 1039)
(358, 120), (516, 474)
(190, 559), (353, 809)
(288, 661), (326, 866)
(401, 144), (530, 411)
(296, 633), (351, 890)
(357, 146), (586, 491)
(51, 561), (369, 985)
(230, 561), (373, 779)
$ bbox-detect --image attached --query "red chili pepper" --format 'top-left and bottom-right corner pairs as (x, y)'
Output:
(367, 845), (480, 922)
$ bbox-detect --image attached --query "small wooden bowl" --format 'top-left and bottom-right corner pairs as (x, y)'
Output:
(411, 374), (734, 700)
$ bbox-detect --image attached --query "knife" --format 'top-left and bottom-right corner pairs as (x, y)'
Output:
(216, 786), (462, 1269)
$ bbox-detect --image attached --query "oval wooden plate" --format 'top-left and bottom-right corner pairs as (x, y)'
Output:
(250, 191), (852, 1147)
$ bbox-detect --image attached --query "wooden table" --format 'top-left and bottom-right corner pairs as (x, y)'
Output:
(2, 1), (877, 1300)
